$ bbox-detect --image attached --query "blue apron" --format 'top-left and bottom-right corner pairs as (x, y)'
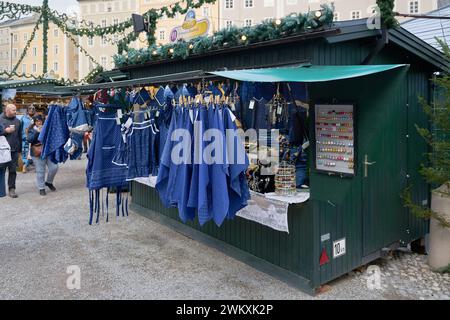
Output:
(86, 111), (128, 224)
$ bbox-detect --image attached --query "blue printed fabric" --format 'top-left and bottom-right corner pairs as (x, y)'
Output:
(39, 104), (70, 164)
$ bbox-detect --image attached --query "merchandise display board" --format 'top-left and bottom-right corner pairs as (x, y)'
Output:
(315, 104), (355, 176)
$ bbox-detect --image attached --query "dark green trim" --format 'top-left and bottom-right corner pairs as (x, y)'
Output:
(131, 203), (317, 296)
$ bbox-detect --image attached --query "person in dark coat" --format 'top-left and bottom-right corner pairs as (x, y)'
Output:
(0, 104), (22, 198)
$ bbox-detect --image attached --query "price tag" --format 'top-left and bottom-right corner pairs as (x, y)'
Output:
(277, 105), (283, 115)
(249, 100), (255, 110)
(155, 110), (160, 117)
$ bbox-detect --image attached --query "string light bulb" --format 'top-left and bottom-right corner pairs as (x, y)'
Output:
(315, 10), (323, 18)
(275, 19), (282, 26)
(241, 35), (247, 41)
(169, 48), (174, 54)
(189, 44), (194, 50)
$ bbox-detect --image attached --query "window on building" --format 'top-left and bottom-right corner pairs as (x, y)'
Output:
(23, 33), (28, 42)
(106, 2), (112, 12)
(54, 45), (58, 55)
(159, 30), (165, 41)
(0, 52), (3, 59)
(245, 19), (253, 27)
(22, 64), (26, 74)
(101, 56), (107, 68)
(53, 62), (58, 72)
(54, 29), (59, 37)
(334, 12), (339, 21)
(102, 20), (107, 28)
(409, 1), (419, 13)
(5, 51), (8, 59)
(244, 0), (254, 8)
(113, 18), (119, 25)
(351, 11), (361, 19)
(102, 37), (107, 45)
(13, 34), (17, 42)
(264, 0), (274, 6)
(33, 47), (37, 56)
(88, 37), (94, 46)
(203, 6), (210, 17)
(225, 0), (234, 9)
(113, 34), (119, 43)
(32, 63), (37, 73)
(286, 0), (298, 5)
(13, 48), (17, 58)
(226, 20), (233, 29)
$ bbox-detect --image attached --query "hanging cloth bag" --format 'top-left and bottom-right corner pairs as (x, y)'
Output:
(0, 136), (11, 165)
(67, 97), (93, 134)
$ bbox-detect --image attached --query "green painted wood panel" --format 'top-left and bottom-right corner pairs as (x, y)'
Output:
(132, 183), (316, 282)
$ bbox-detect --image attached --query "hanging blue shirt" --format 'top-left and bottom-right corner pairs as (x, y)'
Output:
(39, 104), (70, 164)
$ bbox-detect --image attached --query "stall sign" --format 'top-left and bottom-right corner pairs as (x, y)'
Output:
(170, 10), (210, 43)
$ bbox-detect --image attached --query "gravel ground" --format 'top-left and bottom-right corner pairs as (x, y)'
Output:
(0, 159), (448, 300)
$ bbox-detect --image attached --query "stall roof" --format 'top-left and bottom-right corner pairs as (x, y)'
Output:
(0, 79), (59, 89)
(209, 64), (408, 83)
(57, 70), (214, 92)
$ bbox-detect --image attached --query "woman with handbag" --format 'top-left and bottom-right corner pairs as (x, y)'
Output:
(27, 115), (58, 196)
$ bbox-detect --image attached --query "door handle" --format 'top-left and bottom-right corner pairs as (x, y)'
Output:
(364, 154), (376, 178)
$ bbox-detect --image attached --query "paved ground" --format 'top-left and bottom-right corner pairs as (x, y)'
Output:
(0, 159), (449, 300)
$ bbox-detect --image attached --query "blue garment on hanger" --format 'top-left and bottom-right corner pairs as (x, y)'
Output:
(126, 119), (153, 180)
(156, 107), (181, 208)
(208, 106), (229, 227)
(187, 85), (198, 98)
(173, 109), (196, 223)
(163, 85), (175, 103)
(187, 106), (211, 225)
(223, 108), (250, 219)
(86, 111), (128, 190)
(39, 104), (70, 164)
(134, 88), (151, 106)
(154, 86), (166, 107)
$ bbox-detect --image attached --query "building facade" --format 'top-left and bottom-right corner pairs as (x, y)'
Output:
(0, 15), (79, 80)
(219, 0), (440, 29)
(78, 0), (140, 80)
(78, 0), (220, 79)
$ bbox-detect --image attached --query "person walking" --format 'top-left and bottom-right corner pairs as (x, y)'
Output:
(27, 114), (58, 196)
(0, 104), (22, 198)
(20, 105), (36, 173)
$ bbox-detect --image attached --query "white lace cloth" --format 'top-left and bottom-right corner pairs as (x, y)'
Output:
(132, 178), (310, 233)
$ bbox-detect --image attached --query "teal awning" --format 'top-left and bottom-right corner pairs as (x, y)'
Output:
(209, 64), (408, 83)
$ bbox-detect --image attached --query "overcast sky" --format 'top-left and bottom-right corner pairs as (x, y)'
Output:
(11, 0), (79, 14)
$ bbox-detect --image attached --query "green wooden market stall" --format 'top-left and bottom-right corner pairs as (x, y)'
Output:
(66, 19), (449, 295)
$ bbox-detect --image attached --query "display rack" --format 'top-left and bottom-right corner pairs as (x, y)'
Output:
(314, 104), (355, 176)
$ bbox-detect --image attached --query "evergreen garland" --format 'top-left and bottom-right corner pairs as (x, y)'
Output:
(113, 4), (334, 68)
(0, 1), (41, 20)
(376, 0), (398, 28)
